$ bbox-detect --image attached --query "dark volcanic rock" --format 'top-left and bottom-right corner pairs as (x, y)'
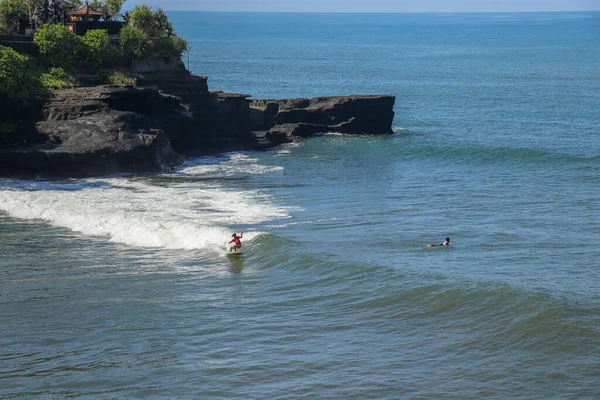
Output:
(0, 86), (185, 179)
(0, 70), (395, 179)
(248, 95), (395, 148)
(0, 97), (46, 149)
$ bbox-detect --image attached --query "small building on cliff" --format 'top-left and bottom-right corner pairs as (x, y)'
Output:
(66, 2), (123, 38)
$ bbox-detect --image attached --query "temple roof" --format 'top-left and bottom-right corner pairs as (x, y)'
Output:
(68, 2), (105, 16)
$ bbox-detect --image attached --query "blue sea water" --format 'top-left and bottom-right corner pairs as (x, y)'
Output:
(1, 12), (600, 399)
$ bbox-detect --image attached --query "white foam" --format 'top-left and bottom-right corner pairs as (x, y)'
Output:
(178, 153), (283, 177)
(277, 142), (301, 155)
(315, 132), (344, 136)
(0, 156), (289, 251)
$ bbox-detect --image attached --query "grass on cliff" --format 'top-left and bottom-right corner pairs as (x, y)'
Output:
(103, 70), (137, 85)
(40, 67), (75, 89)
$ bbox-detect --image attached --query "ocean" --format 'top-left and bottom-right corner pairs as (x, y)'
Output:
(1, 11), (599, 399)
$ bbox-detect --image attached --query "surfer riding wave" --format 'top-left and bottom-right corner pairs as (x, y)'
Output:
(228, 232), (243, 252)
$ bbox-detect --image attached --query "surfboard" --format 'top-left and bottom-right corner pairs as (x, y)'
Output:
(226, 243), (242, 254)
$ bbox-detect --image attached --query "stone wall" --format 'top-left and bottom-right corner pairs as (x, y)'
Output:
(0, 35), (37, 55)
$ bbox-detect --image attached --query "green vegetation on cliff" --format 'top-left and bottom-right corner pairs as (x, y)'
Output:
(0, 0), (187, 101)
(0, 25), (119, 101)
(0, 44), (41, 99)
(0, 0), (84, 33)
(34, 24), (118, 69)
(120, 5), (187, 60)
(40, 66), (74, 88)
(34, 24), (88, 68)
(0, 0), (27, 33)
(89, 0), (125, 21)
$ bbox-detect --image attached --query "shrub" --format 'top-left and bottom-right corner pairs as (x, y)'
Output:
(105, 70), (136, 85)
(34, 24), (86, 69)
(152, 35), (187, 59)
(119, 23), (150, 59)
(35, 25), (121, 70)
(169, 35), (188, 55)
(128, 5), (154, 32)
(153, 8), (173, 35)
(40, 67), (74, 89)
(81, 29), (117, 67)
(0, 44), (41, 100)
(120, 5), (187, 61)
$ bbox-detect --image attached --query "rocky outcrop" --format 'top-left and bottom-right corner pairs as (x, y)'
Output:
(247, 95), (395, 148)
(134, 71), (396, 154)
(0, 71), (395, 179)
(0, 85), (185, 179)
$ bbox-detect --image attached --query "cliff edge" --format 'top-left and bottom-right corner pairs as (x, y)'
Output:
(0, 69), (395, 179)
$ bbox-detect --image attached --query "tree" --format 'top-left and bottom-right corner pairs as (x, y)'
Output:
(35, 0), (81, 26)
(23, 0), (43, 27)
(127, 4), (153, 33)
(89, 0), (124, 21)
(51, 0), (82, 24)
(88, 0), (101, 12)
(0, 0), (69, 33)
(38, 0), (48, 23)
(34, 23), (86, 68)
(64, 0), (81, 9)
(81, 28), (116, 67)
(103, 0), (124, 21)
(120, 5), (187, 60)
(152, 8), (172, 35)
(34, 24), (119, 70)
(0, 0), (28, 33)
(119, 23), (148, 58)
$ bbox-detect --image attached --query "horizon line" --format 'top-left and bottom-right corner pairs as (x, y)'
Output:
(155, 9), (600, 14)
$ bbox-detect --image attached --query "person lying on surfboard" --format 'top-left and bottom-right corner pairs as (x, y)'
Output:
(428, 237), (450, 247)
(229, 232), (243, 252)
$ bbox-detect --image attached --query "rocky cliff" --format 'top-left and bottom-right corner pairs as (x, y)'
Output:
(248, 95), (395, 149)
(0, 69), (395, 179)
(0, 85), (185, 179)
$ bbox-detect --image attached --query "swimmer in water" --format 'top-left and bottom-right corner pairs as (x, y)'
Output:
(428, 237), (450, 247)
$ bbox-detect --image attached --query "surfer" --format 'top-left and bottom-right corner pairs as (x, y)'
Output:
(428, 237), (450, 247)
(228, 232), (243, 252)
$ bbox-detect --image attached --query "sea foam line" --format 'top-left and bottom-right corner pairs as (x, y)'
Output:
(0, 176), (286, 251)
